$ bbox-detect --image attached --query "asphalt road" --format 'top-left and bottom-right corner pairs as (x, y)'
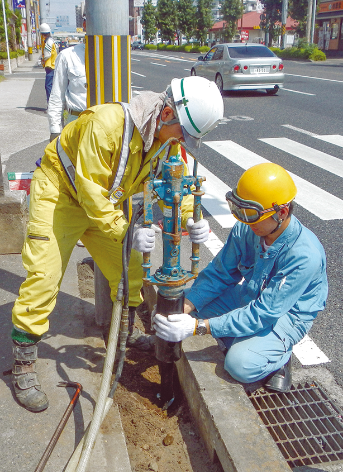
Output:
(131, 49), (343, 387)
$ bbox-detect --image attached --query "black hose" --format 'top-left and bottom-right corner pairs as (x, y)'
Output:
(108, 200), (144, 400)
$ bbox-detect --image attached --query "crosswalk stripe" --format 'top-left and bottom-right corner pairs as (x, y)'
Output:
(187, 159), (236, 228)
(293, 334), (330, 365)
(260, 137), (343, 178)
(204, 231), (224, 256)
(205, 140), (343, 220)
(282, 124), (343, 148)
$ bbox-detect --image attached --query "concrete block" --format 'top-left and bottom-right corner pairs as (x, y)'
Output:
(0, 190), (28, 254)
(177, 335), (292, 472)
(87, 404), (132, 472)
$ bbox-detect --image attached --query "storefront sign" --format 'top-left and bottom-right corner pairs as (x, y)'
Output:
(241, 30), (249, 40)
(319, 2), (343, 13)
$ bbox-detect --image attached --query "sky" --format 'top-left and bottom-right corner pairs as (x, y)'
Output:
(41, 0), (80, 33)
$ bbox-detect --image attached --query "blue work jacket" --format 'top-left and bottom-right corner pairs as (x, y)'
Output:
(187, 216), (328, 343)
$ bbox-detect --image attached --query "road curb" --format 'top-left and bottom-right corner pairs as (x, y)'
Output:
(176, 335), (292, 472)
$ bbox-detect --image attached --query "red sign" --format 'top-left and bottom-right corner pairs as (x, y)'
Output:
(241, 30), (249, 40)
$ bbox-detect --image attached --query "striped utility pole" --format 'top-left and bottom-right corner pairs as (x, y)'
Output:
(85, 0), (131, 107)
(85, 1), (134, 328)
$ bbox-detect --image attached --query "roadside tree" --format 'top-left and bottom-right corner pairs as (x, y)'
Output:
(177, 0), (197, 44)
(220, 0), (244, 42)
(157, 0), (178, 43)
(289, 0), (315, 38)
(260, 0), (282, 46)
(195, 0), (213, 45)
(141, 0), (157, 44)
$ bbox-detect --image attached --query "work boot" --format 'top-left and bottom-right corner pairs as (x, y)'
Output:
(127, 327), (156, 351)
(264, 356), (292, 393)
(12, 341), (49, 412)
(127, 307), (155, 351)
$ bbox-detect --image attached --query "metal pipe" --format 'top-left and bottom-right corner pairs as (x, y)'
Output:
(34, 382), (82, 472)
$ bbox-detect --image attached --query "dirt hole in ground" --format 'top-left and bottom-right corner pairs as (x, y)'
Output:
(111, 303), (224, 472)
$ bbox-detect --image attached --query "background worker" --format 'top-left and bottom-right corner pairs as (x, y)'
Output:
(154, 163), (328, 393)
(48, 19), (86, 143)
(40, 23), (58, 103)
(10, 76), (224, 413)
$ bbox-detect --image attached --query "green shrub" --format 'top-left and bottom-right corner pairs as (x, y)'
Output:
(0, 49), (25, 59)
(157, 43), (167, 50)
(144, 44), (157, 50)
(309, 48), (326, 61)
(198, 46), (210, 53)
(269, 43), (326, 61)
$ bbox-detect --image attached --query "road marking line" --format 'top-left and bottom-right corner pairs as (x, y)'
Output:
(184, 68), (191, 71)
(286, 73), (343, 83)
(131, 58), (140, 62)
(293, 334), (331, 365)
(260, 137), (343, 178)
(282, 124), (343, 148)
(187, 158), (236, 229)
(151, 62), (167, 67)
(132, 71), (146, 77)
(282, 88), (316, 96)
(205, 140), (343, 220)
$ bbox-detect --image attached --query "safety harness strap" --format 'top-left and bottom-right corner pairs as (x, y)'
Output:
(56, 102), (134, 198)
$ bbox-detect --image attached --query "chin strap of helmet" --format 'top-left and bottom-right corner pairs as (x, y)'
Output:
(155, 86), (179, 139)
(269, 204), (283, 235)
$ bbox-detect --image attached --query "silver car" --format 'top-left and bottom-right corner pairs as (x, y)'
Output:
(191, 43), (284, 95)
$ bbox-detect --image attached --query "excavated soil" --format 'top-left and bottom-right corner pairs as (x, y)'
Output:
(112, 303), (224, 472)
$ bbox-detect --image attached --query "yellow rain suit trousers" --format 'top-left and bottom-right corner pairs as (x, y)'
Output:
(12, 103), (194, 337)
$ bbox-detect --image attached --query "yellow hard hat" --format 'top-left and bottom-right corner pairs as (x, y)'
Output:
(226, 163), (297, 225)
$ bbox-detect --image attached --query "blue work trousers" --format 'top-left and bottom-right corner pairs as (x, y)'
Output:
(194, 286), (306, 384)
(45, 67), (55, 103)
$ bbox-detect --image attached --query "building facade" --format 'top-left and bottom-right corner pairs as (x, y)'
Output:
(315, 0), (343, 53)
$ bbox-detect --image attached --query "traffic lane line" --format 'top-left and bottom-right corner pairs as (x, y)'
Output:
(285, 73), (343, 83)
(151, 62), (167, 67)
(281, 88), (316, 96)
(132, 71), (146, 77)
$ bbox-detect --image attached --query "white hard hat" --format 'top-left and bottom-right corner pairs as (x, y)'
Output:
(171, 76), (224, 149)
(40, 23), (51, 34)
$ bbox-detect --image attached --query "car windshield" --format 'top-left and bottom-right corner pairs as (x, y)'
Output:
(228, 46), (275, 58)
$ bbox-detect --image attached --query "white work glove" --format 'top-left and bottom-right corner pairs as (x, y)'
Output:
(153, 313), (196, 342)
(186, 218), (210, 244)
(132, 225), (161, 253)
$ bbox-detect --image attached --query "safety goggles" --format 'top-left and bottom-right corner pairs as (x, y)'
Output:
(225, 189), (289, 224)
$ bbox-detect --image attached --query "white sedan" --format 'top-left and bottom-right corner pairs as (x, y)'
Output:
(191, 43), (285, 95)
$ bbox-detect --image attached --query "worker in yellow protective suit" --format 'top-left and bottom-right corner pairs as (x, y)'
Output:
(10, 76), (224, 412)
(39, 23), (58, 103)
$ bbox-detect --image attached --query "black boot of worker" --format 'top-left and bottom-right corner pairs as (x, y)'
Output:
(264, 356), (292, 393)
(126, 307), (155, 352)
(12, 341), (49, 412)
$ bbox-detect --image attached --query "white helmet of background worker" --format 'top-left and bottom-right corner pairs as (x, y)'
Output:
(40, 23), (51, 34)
(171, 76), (224, 149)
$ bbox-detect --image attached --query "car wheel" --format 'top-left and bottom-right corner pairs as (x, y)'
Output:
(266, 86), (279, 95)
(215, 74), (223, 94)
(191, 68), (196, 76)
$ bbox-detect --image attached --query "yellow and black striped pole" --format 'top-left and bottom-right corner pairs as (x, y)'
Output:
(85, 34), (131, 107)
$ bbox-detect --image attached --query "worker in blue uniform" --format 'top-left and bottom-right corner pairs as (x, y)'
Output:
(154, 163), (328, 392)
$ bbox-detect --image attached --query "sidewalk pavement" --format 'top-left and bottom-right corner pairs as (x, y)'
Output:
(2, 52), (343, 472)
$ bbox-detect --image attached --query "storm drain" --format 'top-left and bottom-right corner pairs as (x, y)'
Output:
(248, 382), (343, 469)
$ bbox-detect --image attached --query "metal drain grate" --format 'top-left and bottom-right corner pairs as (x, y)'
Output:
(248, 381), (343, 468)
